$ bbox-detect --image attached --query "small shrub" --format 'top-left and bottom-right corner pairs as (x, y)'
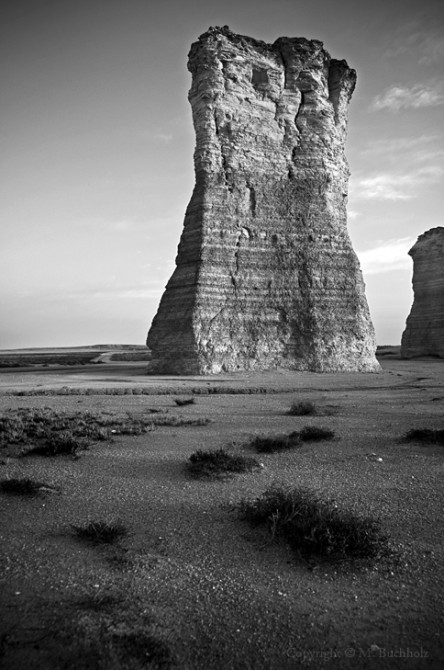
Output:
(288, 400), (316, 416)
(238, 485), (389, 561)
(71, 520), (129, 544)
(174, 397), (195, 406)
(402, 428), (444, 445)
(0, 477), (50, 495)
(248, 427), (336, 454)
(299, 426), (335, 442)
(187, 448), (260, 479)
(151, 415), (210, 427)
(251, 431), (301, 453)
(22, 433), (89, 457)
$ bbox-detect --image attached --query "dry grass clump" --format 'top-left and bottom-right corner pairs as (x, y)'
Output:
(13, 387), (147, 396)
(299, 426), (335, 442)
(0, 477), (57, 496)
(287, 400), (317, 416)
(287, 401), (339, 417)
(0, 408), (210, 458)
(71, 520), (129, 545)
(250, 431), (301, 453)
(187, 448), (261, 479)
(174, 397), (195, 406)
(250, 427), (335, 453)
(402, 428), (444, 445)
(153, 415), (208, 427)
(0, 408), (110, 458)
(26, 433), (90, 457)
(238, 486), (389, 562)
(12, 385), (269, 397)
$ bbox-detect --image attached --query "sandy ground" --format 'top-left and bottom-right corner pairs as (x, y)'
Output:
(0, 358), (443, 669)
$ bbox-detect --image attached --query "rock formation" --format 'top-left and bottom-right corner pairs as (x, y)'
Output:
(147, 26), (379, 374)
(401, 227), (444, 358)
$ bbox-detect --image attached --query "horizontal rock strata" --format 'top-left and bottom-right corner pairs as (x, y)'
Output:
(401, 227), (444, 358)
(147, 26), (379, 374)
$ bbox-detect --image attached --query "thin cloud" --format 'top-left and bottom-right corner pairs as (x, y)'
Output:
(360, 135), (442, 158)
(384, 19), (444, 65)
(27, 280), (167, 303)
(85, 281), (166, 301)
(90, 288), (162, 300)
(357, 176), (413, 201)
(418, 34), (444, 65)
(142, 131), (174, 143)
(357, 237), (416, 275)
(154, 132), (174, 143)
(74, 217), (142, 232)
(372, 81), (444, 112)
(99, 220), (138, 232)
(354, 166), (443, 201)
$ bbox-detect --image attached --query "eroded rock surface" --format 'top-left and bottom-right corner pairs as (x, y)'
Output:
(147, 26), (378, 374)
(401, 227), (444, 359)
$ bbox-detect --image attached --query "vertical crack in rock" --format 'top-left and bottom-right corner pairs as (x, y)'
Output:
(401, 227), (444, 359)
(147, 26), (379, 374)
(247, 185), (256, 217)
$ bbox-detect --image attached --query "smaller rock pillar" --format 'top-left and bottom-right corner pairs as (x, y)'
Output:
(401, 227), (444, 358)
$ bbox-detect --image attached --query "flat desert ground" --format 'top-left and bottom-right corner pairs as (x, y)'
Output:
(0, 354), (443, 669)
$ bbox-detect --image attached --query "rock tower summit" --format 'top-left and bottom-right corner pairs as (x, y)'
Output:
(147, 27), (379, 374)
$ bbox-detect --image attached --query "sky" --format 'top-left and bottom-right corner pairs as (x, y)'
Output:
(1, 0), (443, 349)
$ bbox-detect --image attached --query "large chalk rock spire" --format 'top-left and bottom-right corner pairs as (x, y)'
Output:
(401, 227), (444, 358)
(147, 26), (378, 374)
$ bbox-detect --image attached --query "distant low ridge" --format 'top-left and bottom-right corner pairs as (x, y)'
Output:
(0, 344), (148, 353)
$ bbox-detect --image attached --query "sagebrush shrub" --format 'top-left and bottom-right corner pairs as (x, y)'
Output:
(71, 520), (129, 544)
(299, 426), (335, 442)
(288, 401), (316, 416)
(403, 428), (444, 445)
(250, 432), (301, 453)
(0, 477), (50, 495)
(238, 486), (389, 561)
(187, 448), (260, 479)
